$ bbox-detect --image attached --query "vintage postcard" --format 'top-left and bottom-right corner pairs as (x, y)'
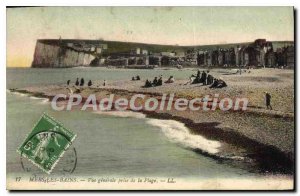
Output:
(6, 6), (294, 190)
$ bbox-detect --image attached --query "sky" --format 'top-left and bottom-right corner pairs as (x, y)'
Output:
(7, 6), (294, 67)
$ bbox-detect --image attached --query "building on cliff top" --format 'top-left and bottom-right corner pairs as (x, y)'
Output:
(31, 39), (294, 68)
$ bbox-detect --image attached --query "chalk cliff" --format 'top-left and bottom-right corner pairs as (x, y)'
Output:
(32, 40), (97, 68)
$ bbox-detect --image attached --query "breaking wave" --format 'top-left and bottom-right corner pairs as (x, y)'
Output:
(29, 96), (47, 100)
(93, 110), (221, 154)
(146, 119), (221, 154)
(28, 96), (49, 104)
(8, 90), (28, 97)
(7, 90), (49, 104)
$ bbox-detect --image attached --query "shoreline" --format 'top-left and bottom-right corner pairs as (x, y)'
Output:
(8, 84), (294, 175)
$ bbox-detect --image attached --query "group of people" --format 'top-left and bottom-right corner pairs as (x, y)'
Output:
(67, 78), (93, 87)
(67, 78), (108, 88)
(66, 77), (101, 88)
(131, 75), (141, 81)
(143, 75), (175, 88)
(143, 75), (176, 88)
(65, 71), (273, 111)
(144, 76), (163, 88)
(187, 70), (227, 88)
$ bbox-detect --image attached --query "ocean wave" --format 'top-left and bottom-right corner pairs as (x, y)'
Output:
(146, 119), (221, 154)
(9, 91), (28, 97)
(29, 96), (49, 104)
(93, 110), (146, 119)
(8, 89), (50, 104)
(29, 96), (45, 100)
(93, 110), (221, 154)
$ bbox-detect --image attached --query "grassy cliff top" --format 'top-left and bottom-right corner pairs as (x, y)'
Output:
(38, 39), (294, 55)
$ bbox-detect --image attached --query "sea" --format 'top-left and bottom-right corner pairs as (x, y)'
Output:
(7, 67), (261, 180)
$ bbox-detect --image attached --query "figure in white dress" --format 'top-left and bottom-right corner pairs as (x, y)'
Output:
(32, 126), (61, 164)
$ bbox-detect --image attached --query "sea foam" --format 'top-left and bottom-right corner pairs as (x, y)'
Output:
(8, 90), (49, 104)
(146, 119), (221, 154)
(93, 110), (221, 154)
(11, 91), (27, 97)
(29, 96), (49, 103)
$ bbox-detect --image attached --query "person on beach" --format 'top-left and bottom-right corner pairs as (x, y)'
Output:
(197, 70), (201, 78)
(152, 77), (158, 86)
(165, 76), (175, 83)
(157, 76), (163, 86)
(66, 87), (73, 96)
(207, 74), (213, 85)
(144, 79), (152, 88)
(184, 74), (196, 85)
(265, 92), (272, 110)
(209, 78), (219, 88)
(192, 74), (200, 84)
(75, 78), (79, 86)
(67, 80), (70, 86)
(201, 71), (207, 85)
(195, 71), (202, 84)
(136, 75), (141, 80)
(210, 78), (227, 88)
(88, 80), (92, 87)
(217, 79), (227, 88)
(103, 80), (106, 86)
(80, 78), (84, 86)
(189, 76), (195, 84)
(193, 70), (204, 84)
(132, 77), (136, 81)
(206, 71), (213, 85)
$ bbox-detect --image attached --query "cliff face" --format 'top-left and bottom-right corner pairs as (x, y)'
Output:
(31, 39), (294, 68)
(31, 41), (95, 68)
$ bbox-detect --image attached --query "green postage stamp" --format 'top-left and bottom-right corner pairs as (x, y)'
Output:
(17, 113), (77, 174)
